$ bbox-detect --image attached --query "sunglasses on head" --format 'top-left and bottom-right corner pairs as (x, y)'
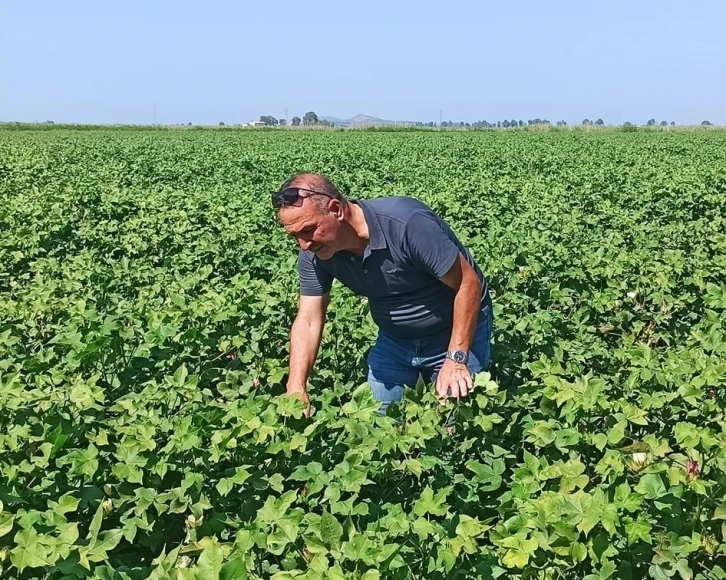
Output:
(271, 186), (336, 209)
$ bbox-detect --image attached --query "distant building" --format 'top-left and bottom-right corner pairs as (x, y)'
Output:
(246, 120), (265, 127)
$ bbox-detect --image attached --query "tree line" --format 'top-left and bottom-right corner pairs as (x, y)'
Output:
(250, 112), (327, 127)
(235, 112), (715, 128)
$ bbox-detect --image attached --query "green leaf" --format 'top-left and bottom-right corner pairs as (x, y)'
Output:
(607, 421), (626, 445)
(675, 559), (693, 580)
(87, 530), (124, 562)
(455, 515), (489, 539)
(219, 552), (247, 580)
(320, 511), (343, 550)
(649, 565), (671, 580)
(499, 534), (538, 569)
(173, 364), (189, 387)
(0, 512), (15, 539)
(625, 517), (652, 544)
(10, 528), (50, 572)
(195, 540), (224, 578)
(592, 433), (608, 451)
(522, 449), (540, 475)
(600, 561), (616, 579)
(112, 444), (147, 483)
(674, 422), (700, 449)
(713, 502), (726, 520)
(465, 458), (505, 491)
(570, 542), (587, 563)
(600, 503), (619, 536)
(634, 474), (667, 500)
(289, 433), (306, 451)
(413, 486), (450, 517)
(51, 494), (81, 516)
(87, 502), (105, 541)
(216, 478), (234, 497)
(578, 505), (601, 536)
(67, 444), (99, 478)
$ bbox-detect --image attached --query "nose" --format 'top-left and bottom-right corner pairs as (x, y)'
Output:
(298, 238), (312, 251)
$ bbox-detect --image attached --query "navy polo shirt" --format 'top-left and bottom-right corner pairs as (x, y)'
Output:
(298, 196), (489, 339)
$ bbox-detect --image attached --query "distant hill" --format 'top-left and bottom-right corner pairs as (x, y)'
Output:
(320, 114), (414, 127)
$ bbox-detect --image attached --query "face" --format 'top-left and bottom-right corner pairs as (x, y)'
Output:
(278, 196), (344, 259)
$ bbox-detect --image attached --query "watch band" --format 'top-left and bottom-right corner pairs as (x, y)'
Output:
(446, 350), (469, 364)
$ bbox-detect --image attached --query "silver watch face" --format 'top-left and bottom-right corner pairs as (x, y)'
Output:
(450, 350), (467, 364)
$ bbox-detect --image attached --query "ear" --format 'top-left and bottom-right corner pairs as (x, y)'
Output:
(329, 199), (345, 219)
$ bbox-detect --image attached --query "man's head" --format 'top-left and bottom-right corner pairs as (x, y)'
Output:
(273, 173), (349, 260)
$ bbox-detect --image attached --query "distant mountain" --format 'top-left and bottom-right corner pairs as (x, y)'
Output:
(319, 114), (414, 127)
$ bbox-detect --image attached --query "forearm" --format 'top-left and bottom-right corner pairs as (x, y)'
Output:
(287, 315), (324, 392)
(447, 272), (483, 353)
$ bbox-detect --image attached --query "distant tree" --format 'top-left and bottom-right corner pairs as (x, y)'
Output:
(595, 118), (604, 125)
(219, 121), (225, 126)
(259, 115), (278, 126)
(291, 116), (301, 126)
(582, 119), (591, 125)
(702, 120), (713, 125)
(660, 120), (668, 126)
(502, 120), (510, 128)
(670, 121), (675, 127)
(519, 120), (524, 127)
(497, 121), (501, 128)
(303, 111), (318, 125)
(647, 118), (656, 126)
(279, 118), (287, 126)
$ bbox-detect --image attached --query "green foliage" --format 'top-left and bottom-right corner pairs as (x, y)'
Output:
(1, 129), (726, 578)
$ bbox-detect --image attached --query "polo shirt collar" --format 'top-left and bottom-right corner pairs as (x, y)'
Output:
(354, 199), (387, 258)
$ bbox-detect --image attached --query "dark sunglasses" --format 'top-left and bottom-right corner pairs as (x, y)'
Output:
(271, 187), (336, 209)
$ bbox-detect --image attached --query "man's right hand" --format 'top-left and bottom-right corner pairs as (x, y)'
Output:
(286, 386), (311, 418)
(285, 294), (328, 420)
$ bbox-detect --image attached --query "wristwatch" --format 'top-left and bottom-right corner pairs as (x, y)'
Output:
(445, 350), (469, 364)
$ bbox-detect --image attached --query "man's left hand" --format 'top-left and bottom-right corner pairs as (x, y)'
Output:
(435, 359), (473, 403)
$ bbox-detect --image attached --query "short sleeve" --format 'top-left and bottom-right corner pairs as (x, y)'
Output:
(298, 251), (334, 296)
(403, 210), (460, 279)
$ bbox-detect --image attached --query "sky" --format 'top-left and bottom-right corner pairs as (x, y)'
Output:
(1, 0), (724, 126)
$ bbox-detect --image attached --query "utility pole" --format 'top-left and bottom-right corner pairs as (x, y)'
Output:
(439, 109), (442, 125)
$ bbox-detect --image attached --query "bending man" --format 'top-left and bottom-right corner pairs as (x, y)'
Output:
(273, 173), (493, 416)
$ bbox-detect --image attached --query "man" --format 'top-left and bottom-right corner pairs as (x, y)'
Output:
(272, 173), (493, 417)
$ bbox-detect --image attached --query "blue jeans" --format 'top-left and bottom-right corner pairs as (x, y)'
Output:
(366, 295), (493, 415)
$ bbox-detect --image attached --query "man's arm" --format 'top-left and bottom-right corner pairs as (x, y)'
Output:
(401, 208), (484, 400)
(439, 252), (483, 355)
(286, 293), (329, 414)
(435, 253), (482, 400)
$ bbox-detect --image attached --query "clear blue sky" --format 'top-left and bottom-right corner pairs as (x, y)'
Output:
(2, 0), (724, 125)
